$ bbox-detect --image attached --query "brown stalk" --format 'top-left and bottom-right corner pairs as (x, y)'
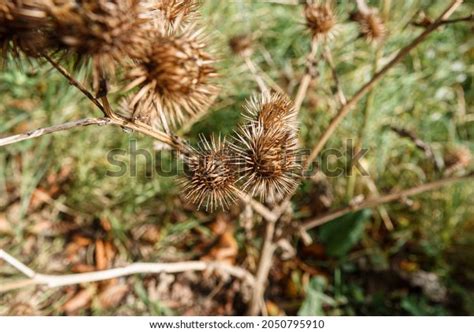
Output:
(293, 38), (319, 113)
(300, 173), (473, 232)
(42, 54), (105, 114)
(247, 218), (277, 315)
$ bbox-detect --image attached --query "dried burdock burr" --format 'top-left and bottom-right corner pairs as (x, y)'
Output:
(229, 34), (253, 58)
(233, 93), (301, 202)
(0, 0), (51, 59)
(47, 0), (150, 82)
(304, 1), (336, 40)
(444, 146), (472, 173)
(124, 27), (218, 128)
(243, 92), (297, 131)
(143, 0), (199, 31)
(233, 124), (300, 202)
(181, 136), (237, 211)
(350, 8), (386, 44)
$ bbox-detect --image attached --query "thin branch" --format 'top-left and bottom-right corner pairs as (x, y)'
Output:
(244, 56), (270, 95)
(0, 250), (255, 293)
(300, 173), (473, 232)
(235, 189), (277, 223)
(322, 44), (347, 105)
(0, 116), (188, 154)
(389, 125), (441, 170)
(413, 13), (473, 27)
(294, 38), (319, 113)
(439, 14), (473, 25)
(42, 54), (105, 114)
(247, 219), (277, 315)
(0, 118), (110, 147)
(303, 0), (463, 170)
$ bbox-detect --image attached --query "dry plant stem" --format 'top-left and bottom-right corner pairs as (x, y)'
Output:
(322, 45), (347, 105)
(0, 116), (186, 153)
(0, 118), (110, 147)
(42, 54), (105, 114)
(247, 219), (277, 315)
(294, 38), (319, 113)
(303, 0), (463, 169)
(235, 189), (277, 223)
(440, 14), (473, 25)
(0, 250), (255, 293)
(244, 56), (270, 95)
(301, 173), (473, 232)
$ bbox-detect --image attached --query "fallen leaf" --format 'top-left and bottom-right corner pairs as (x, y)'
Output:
(63, 288), (95, 315)
(98, 284), (129, 310)
(95, 240), (107, 270)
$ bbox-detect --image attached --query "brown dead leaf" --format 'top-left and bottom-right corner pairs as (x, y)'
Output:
(204, 233), (238, 265)
(98, 284), (129, 310)
(62, 288), (95, 315)
(301, 243), (325, 259)
(0, 214), (12, 235)
(73, 235), (93, 247)
(100, 217), (112, 232)
(71, 263), (96, 273)
(266, 300), (285, 316)
(95, 240), (107, 270)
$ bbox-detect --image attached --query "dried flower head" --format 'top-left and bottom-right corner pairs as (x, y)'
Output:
(233, 93), (300, 201)
(444, 146), (472, 171)
(233, 124), (300, 201)
(48, 0), (149, 72)
(125, 27), (218, 127)
(143, 0), (199, 31)
(181, 136), (237, 211)
(244, 92), (297, 131)
(229, 34), (253, 58)
(304, 1), (336, 40)
(350, 8), (386, 44)
(0, 0), (51, 58)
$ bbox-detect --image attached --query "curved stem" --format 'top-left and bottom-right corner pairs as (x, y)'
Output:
(301, 173), (473, 232)
(0, 250), (255, 293)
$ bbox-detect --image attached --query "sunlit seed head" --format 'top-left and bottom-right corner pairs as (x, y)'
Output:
(143, 0), (200, 32)
(229, 34), (253, 58)
(244, 92), (297, 131)
(444, 146), (472, 170)
(232, 124), (301, 202)
(125, 27), (218, 128)
(48, 0), (150, 72)
(0, 0), (51, 58)
(181, 136), (237, 211)
(304, 1), (336, 40)
(350, 8), (386, 44)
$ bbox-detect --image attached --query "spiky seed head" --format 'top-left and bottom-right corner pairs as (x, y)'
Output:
(181, 136), (237, 211)
(232, 124), (300, 202)
(143, 0), (199, 31)
(0, 0), (51, 58)
(125, 28), (218, 128)
(244, 92), (297, 131)
(48, 0), (149, 71)
(229, 34), (253, 57)
(444, 146), (472, 170)
(351, 9), (386, 44)
(304, 2), (336, 40)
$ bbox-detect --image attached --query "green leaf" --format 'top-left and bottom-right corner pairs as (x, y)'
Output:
(298, 276), (327, 316)
(319, 209), (372, 257)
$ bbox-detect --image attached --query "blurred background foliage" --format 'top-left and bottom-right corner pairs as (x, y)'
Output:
(0, 0), (473, 315)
